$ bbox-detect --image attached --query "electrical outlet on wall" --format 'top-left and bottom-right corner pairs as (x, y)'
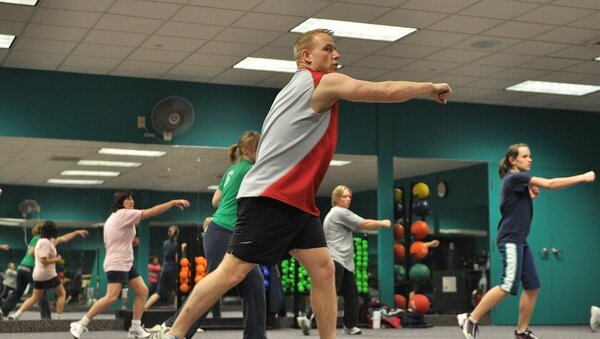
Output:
(137, 116), (146, 129)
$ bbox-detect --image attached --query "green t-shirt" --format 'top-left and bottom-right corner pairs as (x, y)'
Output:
(20, 236), (39, 267)
(212, 159), (253, 231)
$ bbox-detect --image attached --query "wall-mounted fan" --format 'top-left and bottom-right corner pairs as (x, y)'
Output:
(151, 96), (195, 141)
(19, 199), (40, 218)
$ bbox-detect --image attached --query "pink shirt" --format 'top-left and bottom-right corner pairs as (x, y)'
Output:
(103, 209), (142, 272)
(33, 238), (59, 282)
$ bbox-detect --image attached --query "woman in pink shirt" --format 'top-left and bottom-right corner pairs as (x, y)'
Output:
(9, 221), (88, 320)
(147, 255), (161, 295)
(70, 190), (190, 339)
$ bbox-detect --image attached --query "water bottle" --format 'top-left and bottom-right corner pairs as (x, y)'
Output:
(372, 309), (381, 329)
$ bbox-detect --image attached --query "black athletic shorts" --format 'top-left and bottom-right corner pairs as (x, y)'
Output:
(229, 197), (327, 266)
(33, 276), (61, 290)
(106, 266), (140, 285)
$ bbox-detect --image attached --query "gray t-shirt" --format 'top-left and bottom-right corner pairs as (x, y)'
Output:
(323, 206), (364, 272)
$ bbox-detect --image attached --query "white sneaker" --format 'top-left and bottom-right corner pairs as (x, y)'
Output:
(296, 315), (311, 335)
(148, 322), (170, 333)
(457, 313), (468, 327)
(70, 322), (89, 339)
(591, 305), (600, 332)
(128, 326), (151, 338)
(148, 332), (177, 339)
(343, 326), (362, 335)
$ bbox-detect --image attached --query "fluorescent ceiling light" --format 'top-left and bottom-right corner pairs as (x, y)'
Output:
(47, 178), (104, 185)
(506, 80), (600, 96)
(291, 18), (417, 42)
(78, 160), (142, 168)
(0, 0), (38, 5)
(595, 56), (600, 61)
(330, 160), (352, 167)
(98, 148), (166, 157)
(61, 170), (120, 177)
(0, 34), (16, 49)
(207, 185), (219, 191)
(234, 57), (297, 73)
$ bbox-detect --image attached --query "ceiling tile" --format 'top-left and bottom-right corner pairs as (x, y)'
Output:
(428, 15), (504, 34)
(113, 60), (174, 74)
(0, 20), (26, 35)
(447, 64), (506, 77)
(564, 61), (600, 75)
(401, 0), (479, 14)
(196, 41), (261, 56)
(187, 0), (262, 11)
(375, 69), (435, 81)
(61, 54), (121, 69)
(95, 14), (164, 34)
(338, 66), (390, 81)
(209, 68), (272, 86)
(473, 53), (537, 67)
(251, 46), (294, 60)
(536, 70), (597, 83)
(452, 35), (522, 51)
(165, 64), (225, 78)
(550, 45), (600, 61)
(252, 0), (331, 17)
(568, 11), (600, 29)
(402, 59), (461, 73)
(518, 57), (582, 71)
(0, 3), (35, 22)
(71, 43), (135, 58)
(314, 2), (392, 22)
(334, 38), (390, 55)
(31, 8), (102, 28)
(108, 0), (182, 20)
(551, 0), (600, 10)
(213, 28), (282, 44)
(501, 40), (571, 56)
(182, 53), (241, 67)
(482, 21), (555, 39)
(491, 67), (550, 80)
(426, 48), (491, 63)
(12, 37), (76, 54)
(534, 26), (600, 45)
(465, 77), (519, 89)
(353, 55), (413, 70)
(41, 0), (116, 12)
(515, 5), (595, 25)
(142, 36), (206, 52)
(425, 74), (480, 87)
(5, 50), (66, 67)
(22, 23), (88, 42)
(83, 29), (148, 47)
(233, 12), (305, 32)
(377, 43), (441, 58)
(374, 8), (448, 28)
(459, 0), (541, 20)
(172, 5), (244, 25)
(156, 22), (224, 40)
(128, 48), (189, 63)
(397, 29), (471, 48)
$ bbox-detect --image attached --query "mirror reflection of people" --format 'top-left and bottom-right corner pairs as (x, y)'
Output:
(150, 130), (265, 339)
(70, 191), (190, 339)
(145, 226), (179, 310)
(147, 256), (161, 296)
(153, 28), (451, 339)
(591, 305), (600, 332)
(1, 223), (51, 319)
(298, 185), (391, 335)
(8, 221), (88, 320)
(458, 143), (595, 339)
(0, 262), (17, 303)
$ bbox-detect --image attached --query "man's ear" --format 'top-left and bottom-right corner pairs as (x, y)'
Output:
(302, 48), (311, 64)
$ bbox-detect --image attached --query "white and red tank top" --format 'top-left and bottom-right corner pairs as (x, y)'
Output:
(237, 68), (338, 216)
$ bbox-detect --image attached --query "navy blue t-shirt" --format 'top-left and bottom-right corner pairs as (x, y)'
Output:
(496, 171), (533, 245)
(163, 239), (178, 269)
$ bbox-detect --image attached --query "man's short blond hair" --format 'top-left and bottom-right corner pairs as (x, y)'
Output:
(293, 29), (334, 64)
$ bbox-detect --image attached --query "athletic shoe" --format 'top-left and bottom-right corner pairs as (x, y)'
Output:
(70, 322), (89, 339)
(343, 326), (362, 335)
(457, 313), (468, 327)
(0, 310), (4, 320)
(459, 314), (478, 339)
(296, 315), (311, 335)
(128, 325), (151, 338)
(148, 332), (178, 339)
(591, 305), (600, 332)
(148, 322), (170, 333)
(514, 328), (539, 339)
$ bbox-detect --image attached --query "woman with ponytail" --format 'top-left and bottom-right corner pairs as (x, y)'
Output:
(459, 143), (595, 339)
(145, 225), (180, 310)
